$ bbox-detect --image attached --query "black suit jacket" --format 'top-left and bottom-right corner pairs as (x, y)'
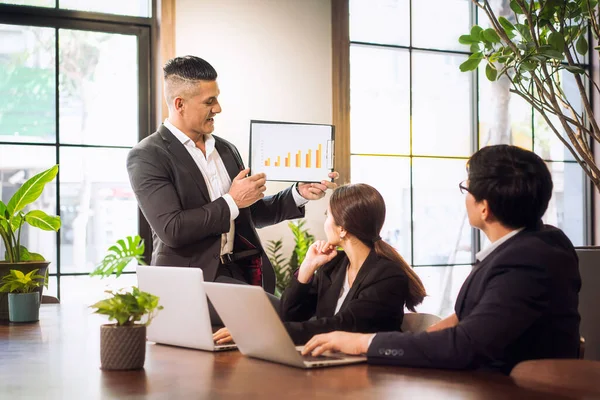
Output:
(126, 124), (305, 293)
(368, 225), (581, 374)
(280, 250), (409, 344)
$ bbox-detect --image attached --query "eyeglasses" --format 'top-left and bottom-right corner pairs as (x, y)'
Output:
(458, 180), (469, 194)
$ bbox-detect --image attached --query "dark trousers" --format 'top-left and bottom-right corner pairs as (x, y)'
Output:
(208, 262), (281, 326)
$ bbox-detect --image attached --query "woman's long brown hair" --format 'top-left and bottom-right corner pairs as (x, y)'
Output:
(330, 184), (426, 312)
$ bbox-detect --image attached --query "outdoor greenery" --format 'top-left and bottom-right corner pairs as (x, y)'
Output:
(0, 165), (61, 263)
(460, 0), (600, 191)
(89, 235), (146, 278)
(0, 269), (47, 294)
(89, 286), (163, 327)
(267, 220), (315, 296)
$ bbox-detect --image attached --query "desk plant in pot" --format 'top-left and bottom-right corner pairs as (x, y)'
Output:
(460, 0), (600, 360)
(90, 286), (162, 370)
(0, 268), (47, 322)
(0, 165), (61, 320)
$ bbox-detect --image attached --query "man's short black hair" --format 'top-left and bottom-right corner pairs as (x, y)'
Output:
(163, 55), (217, 81)
(467, 144), (553, 229)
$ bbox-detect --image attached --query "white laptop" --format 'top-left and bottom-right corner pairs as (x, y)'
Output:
(204, 282), (366, 368)
(136, 266), (237, 352)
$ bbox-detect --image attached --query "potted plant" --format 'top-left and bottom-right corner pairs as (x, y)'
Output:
(267, 220), (315, 296)
(0, 165), (61, 320)
(90, 286), (163, 370)
(459, 0), (600, 190)
(0, 269), (47, 322)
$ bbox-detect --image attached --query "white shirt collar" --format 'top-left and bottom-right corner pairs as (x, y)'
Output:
(476, 227), (525, 262)
(164, 119), (215, 155)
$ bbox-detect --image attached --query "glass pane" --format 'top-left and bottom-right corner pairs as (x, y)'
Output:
(479, 69), (533, 150)
(351, 156), (411, 263)
(59, 0), (150, 17)
(46, 276), (57, 299)
(412, 0), (472, 52)
(349, 0), (409, 46)
(59, 147), (138, 273)
(412, 51), (472, 157)
(412, 158), (472, 265)
(0, 24), (56, 143)
(534, 71), (585, 161)
(544, 162), (585, 246)
(350, 45), (410, 155)
(0, 145), (57, 271)
(59, 29), (138, 146)
(59, 274), (137, 306)
(413, 265), (472, 317)
(0, 0), (54, 7)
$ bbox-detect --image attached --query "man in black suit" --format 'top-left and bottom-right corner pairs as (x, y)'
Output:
(302, 145), (581, 374)
(127, 55), (337, 296)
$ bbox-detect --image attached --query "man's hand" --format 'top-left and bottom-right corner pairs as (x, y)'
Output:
(297, 171), (339, 200)
(213, 327), (234, 344)
(229, 168), (267, 208)
(301, 331), (372, 357)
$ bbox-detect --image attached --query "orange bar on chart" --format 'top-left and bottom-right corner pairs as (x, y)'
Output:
(264, 158), (270, 167)
(296, 151), (301, 168)
(285, 153), (290, 167)
(316, 144), (322, 168)
(306, 150), (312, 168)
(275, 156), (281, 167)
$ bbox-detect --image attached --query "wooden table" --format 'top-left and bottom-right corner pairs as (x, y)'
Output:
(0, 305), (576, 399)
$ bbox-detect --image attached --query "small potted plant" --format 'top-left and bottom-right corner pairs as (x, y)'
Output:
(90, 286), (163, 370)
(0, 269), (47, 322)
(0, 165), (61, 320)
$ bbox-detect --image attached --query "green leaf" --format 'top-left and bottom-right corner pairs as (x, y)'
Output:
(547, 32), (565, 52)
(24, 210), (61, 231)
(7, 165), (58, 216)
(470, 43), (481, 53)
(516, 24), (532, 41)
(510, 0), (524, 14)
(470, 25), (484, 40)
(90, 235), (146, 278)
(482, 28), (501, 44)
(459, 35), (479, 45)
(459, 52), (483, 72)
(564, 65), (585, 74)
(486, 63), (498, 81)
(498, 16), (515, 32)
(89, 287), (163, 327)
(538, 47), (564, 60)
(576, 36), (588, 55)
(520, 60), (538, 71)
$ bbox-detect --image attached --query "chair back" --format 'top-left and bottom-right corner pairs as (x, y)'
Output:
(401, 312), (441, 333)
(41, 295), (60, 304)
(510, 359), (600, 397)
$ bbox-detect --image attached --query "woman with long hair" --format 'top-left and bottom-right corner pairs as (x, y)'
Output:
(280, 183), (426, 344)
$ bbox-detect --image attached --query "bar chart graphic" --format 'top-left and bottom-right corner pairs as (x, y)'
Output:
(250, 121), (334, 182)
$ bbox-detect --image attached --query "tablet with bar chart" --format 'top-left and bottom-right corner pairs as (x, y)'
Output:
(249, 120), (335, 183)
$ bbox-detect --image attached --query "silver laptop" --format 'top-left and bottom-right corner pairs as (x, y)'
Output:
(136, 266), (237, 352)
(204, 282), (366, 368)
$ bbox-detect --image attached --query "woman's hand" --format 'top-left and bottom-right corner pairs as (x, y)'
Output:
(213, 327), (234, 344)
(297, 240), (338, 283)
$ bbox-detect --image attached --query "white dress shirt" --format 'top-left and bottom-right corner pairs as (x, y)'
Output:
(334, 267), (351, 314)
(475, 227), (525, 262)
(164, 119), (308, 256)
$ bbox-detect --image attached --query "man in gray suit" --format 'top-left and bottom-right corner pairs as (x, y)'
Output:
(127, 55), (337, 298)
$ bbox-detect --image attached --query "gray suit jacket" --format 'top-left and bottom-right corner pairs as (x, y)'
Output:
(127, 124), (305, 293)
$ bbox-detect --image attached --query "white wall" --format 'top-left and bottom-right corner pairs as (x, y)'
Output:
(176, 0), (333, 254)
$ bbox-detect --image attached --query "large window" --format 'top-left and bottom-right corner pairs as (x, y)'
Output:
(347, 0), (589, 316)
(0, 2), (154, 305)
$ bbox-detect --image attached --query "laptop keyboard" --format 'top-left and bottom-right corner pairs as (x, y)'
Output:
(298, 351), (344, 362)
